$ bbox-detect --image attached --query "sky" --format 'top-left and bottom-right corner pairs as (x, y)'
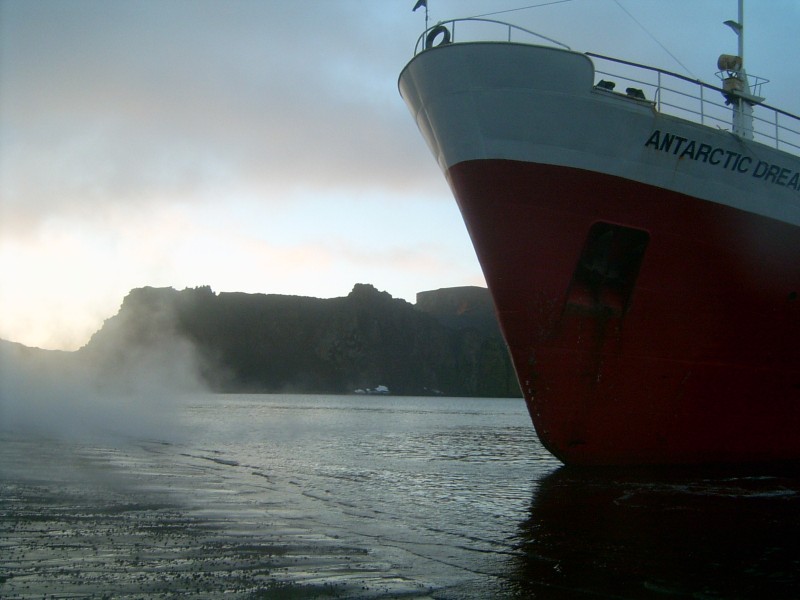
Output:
(1, 0), (798, 351)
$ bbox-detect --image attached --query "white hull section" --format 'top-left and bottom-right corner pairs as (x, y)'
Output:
(399, 43), (800, 227)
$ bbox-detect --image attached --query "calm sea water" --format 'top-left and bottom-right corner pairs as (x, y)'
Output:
(2, 394), (800, 598)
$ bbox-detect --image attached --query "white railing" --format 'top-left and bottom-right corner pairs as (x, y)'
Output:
(414, 18), (800, 156)
(413, 17), (570, 55)
(588, 52), (800, 155)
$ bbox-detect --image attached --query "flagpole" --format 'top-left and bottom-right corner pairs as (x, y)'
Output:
(413, 0), (429, 32)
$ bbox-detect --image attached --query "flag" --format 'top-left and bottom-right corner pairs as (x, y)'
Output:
(413, 0), (426, 12)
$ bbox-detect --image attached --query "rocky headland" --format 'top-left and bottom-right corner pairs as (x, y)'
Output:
(3, 284), (521, 398)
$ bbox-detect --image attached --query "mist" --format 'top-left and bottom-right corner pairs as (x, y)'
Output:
(0, 332), (208, 445)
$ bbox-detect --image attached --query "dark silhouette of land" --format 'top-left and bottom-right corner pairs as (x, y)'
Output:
(3, 284), (521, 398)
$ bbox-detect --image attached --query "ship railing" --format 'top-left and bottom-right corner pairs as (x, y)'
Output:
(413, 17), (571, 55)
(587, 53), (800, 156)
(413, 18), (800, 156)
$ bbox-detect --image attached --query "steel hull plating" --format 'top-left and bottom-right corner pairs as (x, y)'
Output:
(449, 160), (800, 465)
(400, 41), (800, 465)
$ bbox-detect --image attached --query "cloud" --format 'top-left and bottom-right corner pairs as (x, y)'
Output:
(0, 0), (440, 235)
(3, 0), (797, 351)
(4, 0), (799, 235)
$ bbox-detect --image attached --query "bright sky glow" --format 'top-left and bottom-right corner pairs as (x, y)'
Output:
(1, 0), (798, 349)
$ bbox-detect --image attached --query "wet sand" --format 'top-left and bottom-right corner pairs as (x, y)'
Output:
(6, 394), (800, 599)
(0, 436), (439, 598)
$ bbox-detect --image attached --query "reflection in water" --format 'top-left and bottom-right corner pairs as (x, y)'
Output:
(508, 466), (800, 598)
(5, 393), (800, 598)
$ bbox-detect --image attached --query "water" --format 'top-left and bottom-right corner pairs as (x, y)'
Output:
(2, 394), (800, 598)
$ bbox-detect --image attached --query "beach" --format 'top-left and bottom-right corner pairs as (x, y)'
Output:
(3, 394), (800, 599)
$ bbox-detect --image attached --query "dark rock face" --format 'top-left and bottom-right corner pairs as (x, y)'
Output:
(416, 286), (500, 337)
(76, 284), (521, 397)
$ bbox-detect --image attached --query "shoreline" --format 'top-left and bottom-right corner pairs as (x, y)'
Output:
(0, 435), (437, 598)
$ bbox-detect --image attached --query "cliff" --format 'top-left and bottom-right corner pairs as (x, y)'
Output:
(416, 286), (500, 336)
(78, 284), (521, 397)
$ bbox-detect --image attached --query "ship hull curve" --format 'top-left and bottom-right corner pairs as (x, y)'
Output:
(448, 159), (800, 466)
(400, 40), (800, 465)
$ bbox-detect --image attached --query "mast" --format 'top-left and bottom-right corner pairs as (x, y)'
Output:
(720, 0), (763, 139)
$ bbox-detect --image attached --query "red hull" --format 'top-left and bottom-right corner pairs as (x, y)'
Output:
(449, 160), (800, 465)
(399, 29), (800, 465)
